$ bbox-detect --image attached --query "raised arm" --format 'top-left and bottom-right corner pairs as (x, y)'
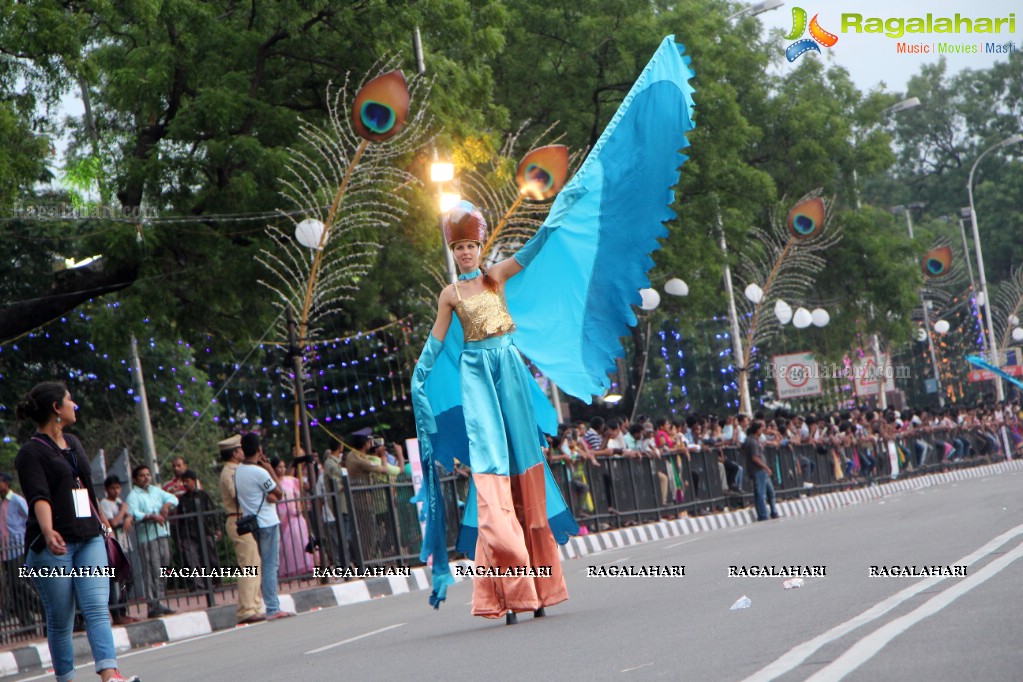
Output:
(429, 285), (457, 342)
(486, 255), (524, 285)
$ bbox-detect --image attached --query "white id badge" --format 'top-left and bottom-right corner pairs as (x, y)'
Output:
(72, 488), (92, 518)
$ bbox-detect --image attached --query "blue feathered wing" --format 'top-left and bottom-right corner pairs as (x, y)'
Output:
(411, 35), (696, 607)
(966, 355), (1023, 390)
(507, 35), (696, 401)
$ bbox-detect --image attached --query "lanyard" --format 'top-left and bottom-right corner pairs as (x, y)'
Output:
(32, 435), (83, 487)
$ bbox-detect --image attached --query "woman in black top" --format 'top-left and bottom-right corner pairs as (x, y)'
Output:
(15, 382), (140, 682)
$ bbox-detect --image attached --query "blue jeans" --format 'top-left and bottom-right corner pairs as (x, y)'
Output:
(27, 535), (117, 681)
(751, 469), (778, 521)
(255, 525), (281, 615)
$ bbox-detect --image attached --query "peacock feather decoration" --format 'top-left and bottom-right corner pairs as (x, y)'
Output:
(993, 265), (1023, 350)
(734, 190), (842, 408)
(258, 62), (433, 347)
(459, 124), (581, 270)
(917, 241), (966, 312)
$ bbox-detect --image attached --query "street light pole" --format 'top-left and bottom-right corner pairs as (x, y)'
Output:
(430, 152), (458, 283)
(920, 300), (945, 407)
(717, 0), (784, 416)
(717, 209), (751, 416)
(967, 133), (1023, 402)
(859, 97), (921, 410)
(897, 203), (944, 406)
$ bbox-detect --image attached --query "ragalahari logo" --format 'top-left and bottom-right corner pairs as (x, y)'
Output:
(785, 7), (839, 61)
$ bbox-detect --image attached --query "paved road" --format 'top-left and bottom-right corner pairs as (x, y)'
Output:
(18, 468), (1023, 681)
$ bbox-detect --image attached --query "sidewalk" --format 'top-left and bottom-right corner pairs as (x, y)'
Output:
(3, 457), (1020, 678)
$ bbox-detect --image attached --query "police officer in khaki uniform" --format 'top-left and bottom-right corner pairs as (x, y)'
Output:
(218, 435), (264, 623)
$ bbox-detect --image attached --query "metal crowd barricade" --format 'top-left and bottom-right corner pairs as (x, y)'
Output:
(4, 422), (1017, 649)
(0, 539), (45, 647)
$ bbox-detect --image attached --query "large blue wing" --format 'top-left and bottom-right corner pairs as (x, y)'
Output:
(966, 355), (1023, 391)
(506, 35), (696, 401)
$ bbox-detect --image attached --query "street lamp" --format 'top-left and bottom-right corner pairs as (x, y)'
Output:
(717, 209), (751, 415)
(889, 201), (926, 239)
(727, 0), (784, 22)
(966, 133), (1023, 401)
(854, 96), (921, 409)
(430, 156), (459, 282)
(853, 96), (921, 209)
(882, 97), (921, 116)
(716, 0), (785, 415)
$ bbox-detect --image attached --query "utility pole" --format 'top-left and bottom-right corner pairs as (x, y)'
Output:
(287, 305), (329, 577)
(129, 335), (159, 481)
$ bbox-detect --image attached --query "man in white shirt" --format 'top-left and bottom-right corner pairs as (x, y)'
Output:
(99, 475), (138, 625)
(218, 434), (264, 624)
(236, 433), (294, 619)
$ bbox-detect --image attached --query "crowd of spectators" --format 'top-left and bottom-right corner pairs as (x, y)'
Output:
(2, 397), (1020, 634)
(542, 399), (1023, 527)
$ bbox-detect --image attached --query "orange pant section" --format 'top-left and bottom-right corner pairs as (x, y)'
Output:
(471, 466), (568, 618)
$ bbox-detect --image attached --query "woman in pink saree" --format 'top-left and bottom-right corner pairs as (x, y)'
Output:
(272, 458), (314, 577)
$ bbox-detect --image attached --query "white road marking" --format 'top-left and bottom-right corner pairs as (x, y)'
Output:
(807, 539), (1023, 681)
(665, 536), (705, 550)
(610, 557), (631, 564)
(304, 623), (406, 654)
(621, 662), (654, 672)
(15, 621), (267, 681)
(743, 522), (1023, 682)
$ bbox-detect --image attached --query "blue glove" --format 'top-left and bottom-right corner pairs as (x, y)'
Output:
(512, 226), (554, 269)
(411, 334), (443, 435)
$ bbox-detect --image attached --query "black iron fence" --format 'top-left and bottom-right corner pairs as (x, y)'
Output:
(1, 425), (1015, 647)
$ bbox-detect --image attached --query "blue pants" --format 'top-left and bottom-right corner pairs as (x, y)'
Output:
(28, 535), (117, 681)
(751, 469), (778, 521)
(255, 525), (281, 616)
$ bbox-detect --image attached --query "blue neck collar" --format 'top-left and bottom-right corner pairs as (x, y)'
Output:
(458, 268), (482, 281)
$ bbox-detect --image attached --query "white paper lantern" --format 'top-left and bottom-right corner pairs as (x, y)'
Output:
(811, 308), (830, 327)
(744, 283), (764, 304)
(976, 292), (986, 307)
(1010, 315), (1020, 326)
(774, 299), (793, 325)
(639, 288), (661, 311)
(793, 307), (813, 329)
(933, 319), (950, 335)
(1013, 327), (1023, 342)
(664, 278), (689, 297)
(916, 328), (928, 342)
(295, 218), (327, 249)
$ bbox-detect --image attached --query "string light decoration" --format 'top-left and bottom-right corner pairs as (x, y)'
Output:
(205, 324), (412, 430)
(735, 190), (842, 411)
(0, 302), (414, 448)
(658, 320), (690, 414)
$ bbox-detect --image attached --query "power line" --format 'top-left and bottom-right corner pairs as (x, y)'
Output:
(0, 204), (332, 226)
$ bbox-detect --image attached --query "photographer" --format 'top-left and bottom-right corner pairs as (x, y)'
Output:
(235, 434), (294, 620)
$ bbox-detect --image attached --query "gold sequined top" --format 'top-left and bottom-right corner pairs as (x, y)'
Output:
(454, 285), (516, 342)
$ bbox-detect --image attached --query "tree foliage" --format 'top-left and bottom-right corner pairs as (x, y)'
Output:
(2, 1), (1020, 457)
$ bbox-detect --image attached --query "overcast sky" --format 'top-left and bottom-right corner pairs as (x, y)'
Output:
(754, 0), (1020, 93)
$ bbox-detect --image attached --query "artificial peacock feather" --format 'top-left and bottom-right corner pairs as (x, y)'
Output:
(458, 123), (583, 269)
(914, 238), (968, 333)
(734, 190), (842, 408)
(993, 265), (1023, 350)
(258, 61), (433, 347)
(921, 245), (953, 279)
